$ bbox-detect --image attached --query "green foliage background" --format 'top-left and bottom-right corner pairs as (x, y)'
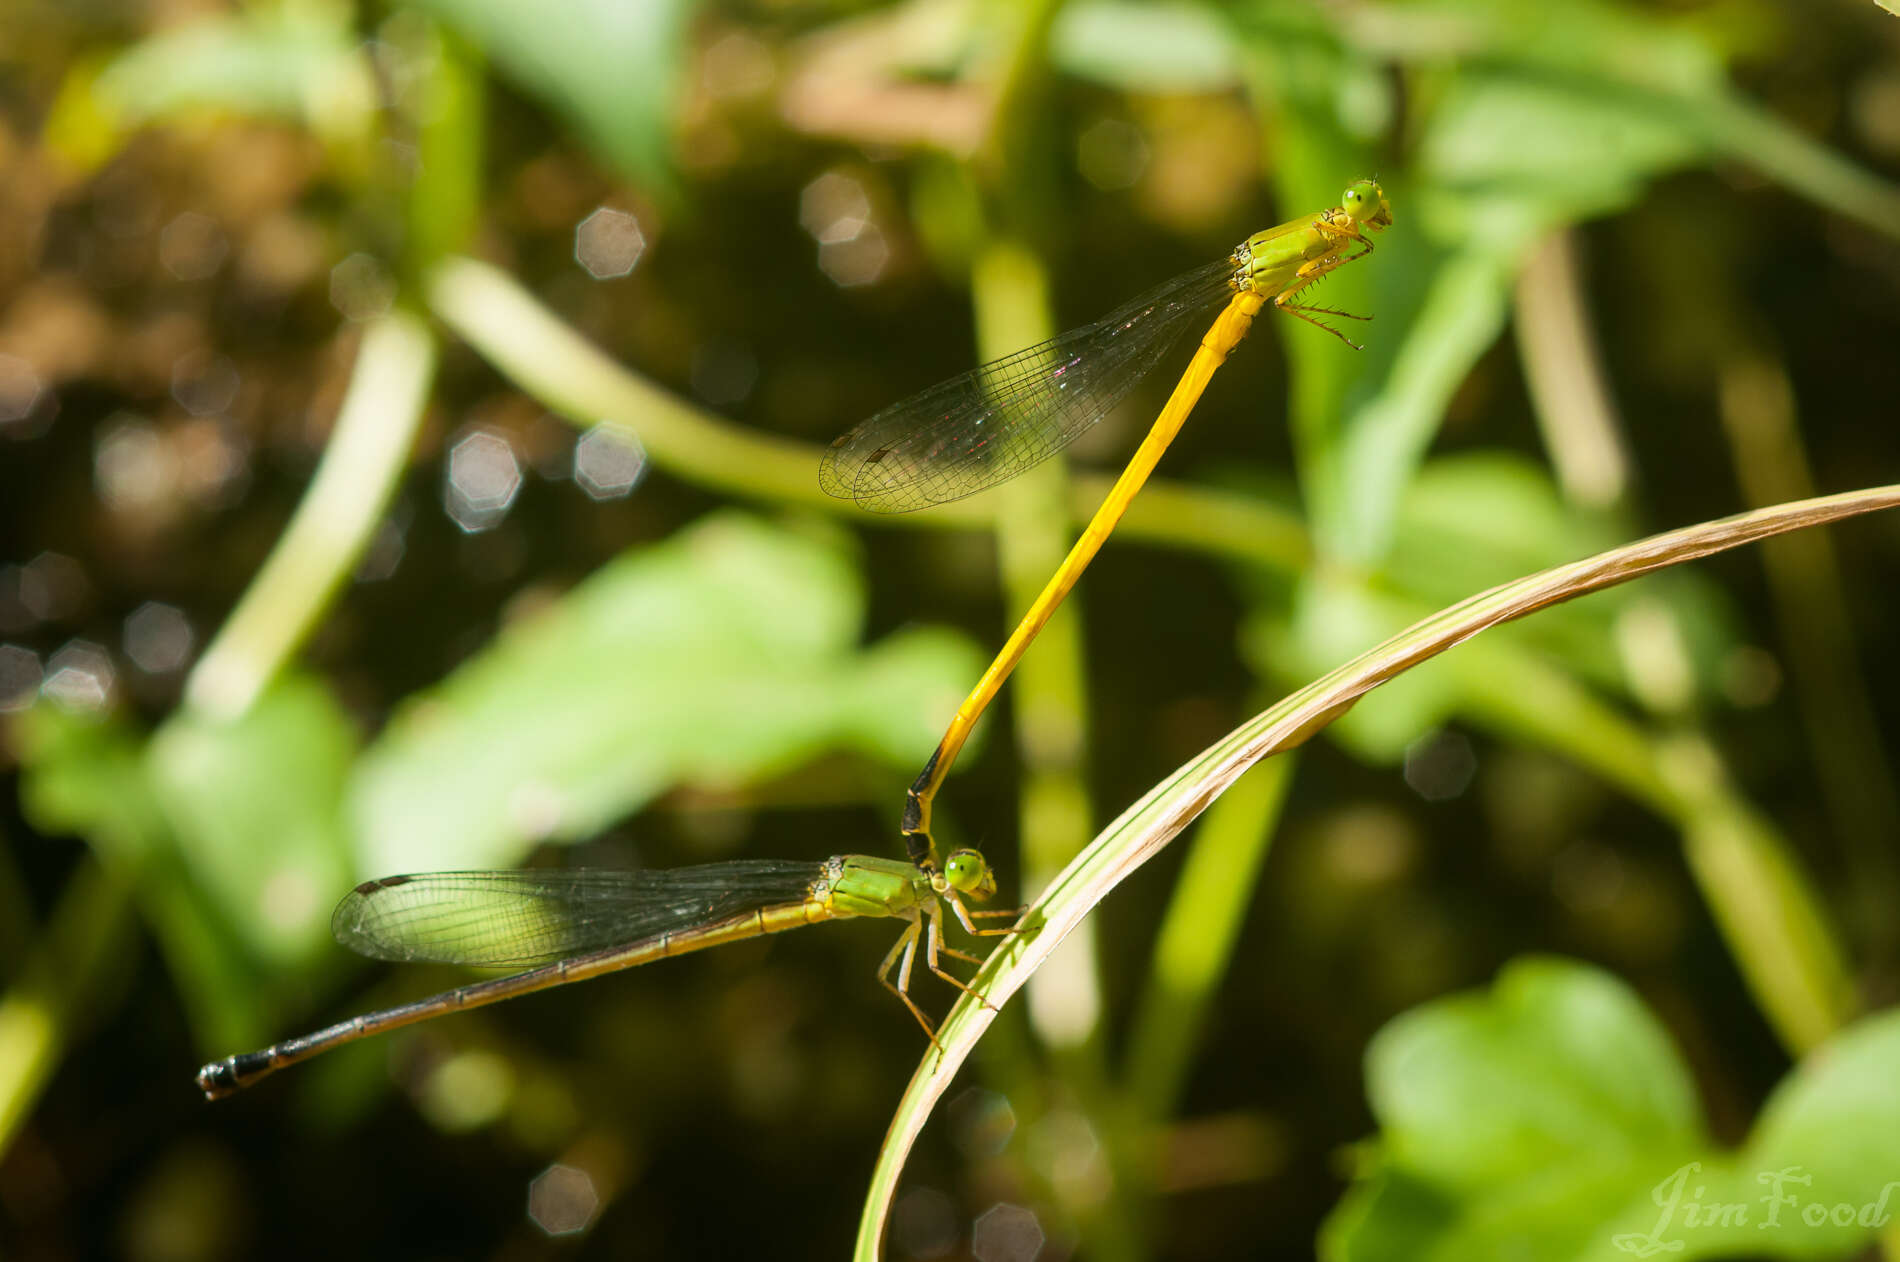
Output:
(2, 0), (1899, 1259)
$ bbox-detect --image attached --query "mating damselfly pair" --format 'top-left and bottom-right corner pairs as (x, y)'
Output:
(197, 180), (1390, 1098)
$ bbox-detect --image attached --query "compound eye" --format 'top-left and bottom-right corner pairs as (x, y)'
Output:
(942, 849), (997, 901)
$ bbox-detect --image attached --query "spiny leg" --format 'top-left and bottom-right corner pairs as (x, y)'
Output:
(923, 902), (998, 1012)
(939, 890), (1034, 969)
(1279, 299), (1371, 322)
(932, 897), (986, 964)
(1276, 302), (1364, 349)
(1329, 229), (1375, 263)
(1286, 227), (1375, 298)
(1282, 252), (1372, 306)
(1271, 248), (1375, 348)
(975, 905), (1037, 936)
(944, 890), (1021, 938)
(1310, 214), (1375, 262)
(876, 914), (941, 1049)
(938, 943), (985, 967)
(1275, 267), (1369, 349)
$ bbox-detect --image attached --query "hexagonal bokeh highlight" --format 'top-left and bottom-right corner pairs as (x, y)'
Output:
(170, 351), (241, 417)
(972, 1202), (1044, 1262)
(124, 601), (195, 674)
(800, 171), (889, 288)
(329, 252), (396, 322)
(0, 645), (41, 713)
(0, 353), (44, 430)
(575, 207), (646, 279)
(41, 640), (116, 712)
(526, 1164), (600, 1237)
(443, 428), (523, 532)
(572, 424), (648, 500)
(159, 211), (228, 281)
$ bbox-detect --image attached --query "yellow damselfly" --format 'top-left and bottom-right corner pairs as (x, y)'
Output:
(822, 180), (1392, 867)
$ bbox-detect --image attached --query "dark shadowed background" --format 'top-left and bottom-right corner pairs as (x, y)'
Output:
(4, 0), (1900, 1259)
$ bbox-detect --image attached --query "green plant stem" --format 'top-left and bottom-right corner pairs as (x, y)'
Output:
(1716, 355), (1900, 961)
(1513, 229), (1630, 510)
(970, 235), (1137, 1262)
(407, 23), (484, 270)
(0, 823), (33, 970)
(184, 312), (435, 719)
(0, 860), (134, 1151)
(1441, 637), (1854, 1053)
(856, 483), (1900, 1255)
(1315, 244), (1518, 564)
(423, 255), (1312, 569)
(1697, 90), (1900, 240)
(976, 0), (1066, 173)
(1330, 10), (1900, 241)
(971, 241), (1102, 1037)
(1124, 754), (1294, 1119)
(1116, 754), (1293, 1252)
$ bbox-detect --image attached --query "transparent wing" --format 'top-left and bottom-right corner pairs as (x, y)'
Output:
(331, 861), (824, 967)
(820, 258), (1238, 513)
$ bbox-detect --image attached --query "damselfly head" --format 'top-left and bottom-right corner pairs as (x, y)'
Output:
(942, 848), (998, 902)
(1342, 179), (1393, 230)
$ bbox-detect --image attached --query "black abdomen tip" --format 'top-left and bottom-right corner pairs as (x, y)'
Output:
(196, 1059), (241, 1100)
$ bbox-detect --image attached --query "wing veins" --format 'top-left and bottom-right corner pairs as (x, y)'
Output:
(821, 259), (1237, 512)
(331, 862), (824, 967)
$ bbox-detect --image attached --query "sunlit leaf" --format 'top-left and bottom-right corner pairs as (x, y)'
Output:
(1051, 0), (1241, 92)
(10, 703), (313, 1051)
(1245, 0), (1900, 570)
(90, 6), (375, 139)
(1326, 958), (1900, 1262)
(347, 512), (983, 873)
(1741, 1011), (1900, 1246)
(1366, 959), (1703, 1193)
(148, 674), (358, 965)
(404, 0), (691, 191)
(14, 705), (166, 868)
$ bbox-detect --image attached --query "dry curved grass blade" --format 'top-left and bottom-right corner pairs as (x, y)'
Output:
(854, 483), (1900, 1258)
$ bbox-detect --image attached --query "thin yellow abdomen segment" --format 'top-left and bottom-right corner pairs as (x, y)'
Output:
(901, 289), (1267, 860)
(638, 901), (838, 966)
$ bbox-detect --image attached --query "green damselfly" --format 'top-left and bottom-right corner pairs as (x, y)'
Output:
(197, 850), (1013, 1098)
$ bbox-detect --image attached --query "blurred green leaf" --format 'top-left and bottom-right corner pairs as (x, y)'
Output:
(10, 704), (297, 1051)
(1325, 957), (1900, 1261)
(1265, 570), (1466, 760)
(1322, 1167), (1458, 1262)
(1418, 68), (1708, 226)
(1391, 0), (1900, 236)
(148, 674), (358, 966)
(1246, 0), (1900, 569)
(1051, 0), (1241, 92)
(1381, 0), (1727, 101)
(1246, 455), (1644, 759)
(348, 512), (984, 873)
(1237, 2), (1510, 565)
(1366, 958), (1704, 1193)
(1316, 240), (1518, 563)
(1390, 455), (1620, 604)
(404, 0), (691, 192)
(14, 704), (167, 866)
(87, 5), (375, 141)
(1394, 456), (1743, 699)
(1742, 1012), (1900, 1238)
